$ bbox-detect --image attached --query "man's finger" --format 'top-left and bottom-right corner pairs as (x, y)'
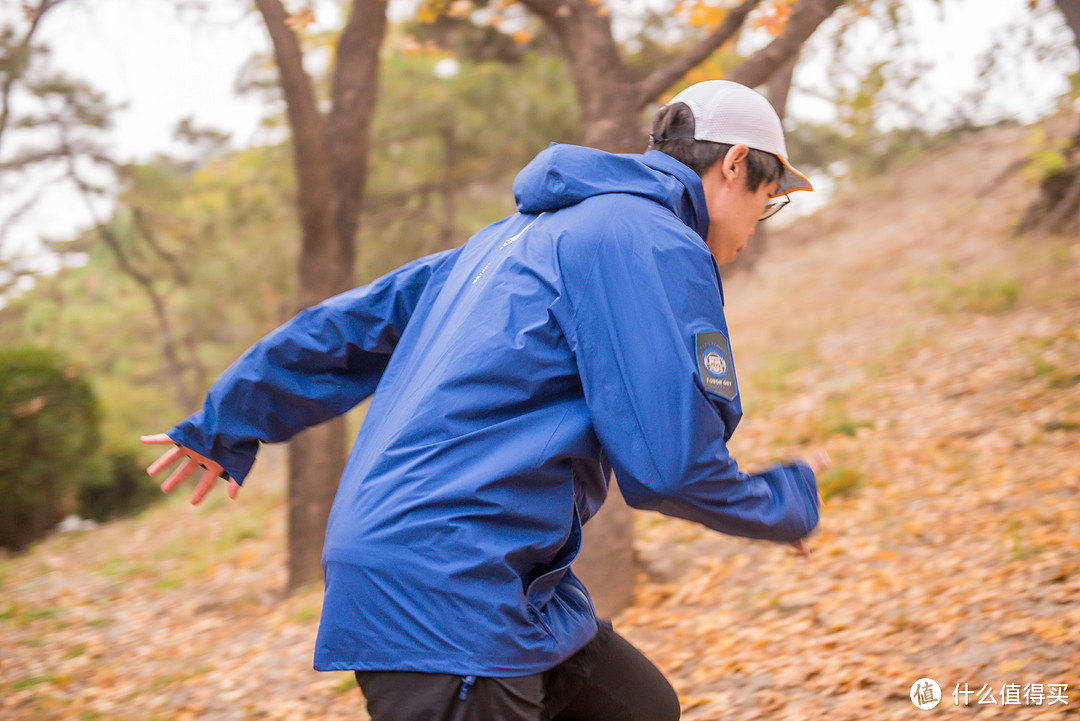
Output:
(148, 446), (186, 478)
(140, 433), (175, 446)
(190, 467), (219, 505)
(809, 449), (831, 473)
(161, 458), (199, 493)
(790, 539), (811, 558)
(227, 479), (241, 500)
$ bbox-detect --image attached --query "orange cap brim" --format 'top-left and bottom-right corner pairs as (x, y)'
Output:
(774, 155), (813, 197)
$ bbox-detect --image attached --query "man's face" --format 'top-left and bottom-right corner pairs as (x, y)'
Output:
(701, 146), (778, 266)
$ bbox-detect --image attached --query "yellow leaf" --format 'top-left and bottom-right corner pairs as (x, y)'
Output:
(752, 0), (792, 35)
(448, 0), (473, 18)
(284, 7), (315, 30)
(688, 5), (728, 29)
(400, 34), (423, 56)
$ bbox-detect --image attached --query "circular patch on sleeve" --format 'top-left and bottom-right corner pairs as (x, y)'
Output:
(695, 331), (738, 400)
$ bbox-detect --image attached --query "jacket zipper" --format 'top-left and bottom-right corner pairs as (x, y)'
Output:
(566, 581), (596, 619)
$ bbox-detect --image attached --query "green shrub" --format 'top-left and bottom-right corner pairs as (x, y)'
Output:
(75, 449), (160, 522)
(0, 347), (100, 551)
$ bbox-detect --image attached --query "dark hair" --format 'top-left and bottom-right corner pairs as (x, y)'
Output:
(649, 102), (784, 191)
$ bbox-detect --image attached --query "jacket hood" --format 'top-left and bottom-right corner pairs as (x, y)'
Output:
(512, 144), (710, 241)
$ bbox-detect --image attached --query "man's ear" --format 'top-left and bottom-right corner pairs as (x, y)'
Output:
(720, 144), (750, 186)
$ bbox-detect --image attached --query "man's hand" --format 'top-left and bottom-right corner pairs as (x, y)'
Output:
(805, 448), (831, 475)
(141, 433), (240, 505)
(790, 448), (830, 558)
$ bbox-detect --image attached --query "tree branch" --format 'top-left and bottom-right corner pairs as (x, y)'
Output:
(324, 0), (388, 272)
(0, 0), (71, 151)
(727, 0), (846, 89)
(132, 207), (190, 285)
(635, 0), (762, 109)
(0, 147), (74, 171)
(516, 0), (564, 21)
(0, 192), (41, 256)
(68, 161), (196, 410)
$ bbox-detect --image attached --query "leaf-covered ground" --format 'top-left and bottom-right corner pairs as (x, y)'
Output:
(3, 118), (1079, 720)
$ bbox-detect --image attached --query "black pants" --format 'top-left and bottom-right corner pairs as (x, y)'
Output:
(355, 623), (680, 721)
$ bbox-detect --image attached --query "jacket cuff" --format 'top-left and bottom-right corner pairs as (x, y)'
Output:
(167, 419), (258, 485)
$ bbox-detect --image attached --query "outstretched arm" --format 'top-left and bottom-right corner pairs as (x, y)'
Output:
(143, 247), (462, 497)
(556, 216), (821, 545)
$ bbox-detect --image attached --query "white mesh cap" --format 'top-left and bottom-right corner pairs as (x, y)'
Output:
(666, 80), (812, 196)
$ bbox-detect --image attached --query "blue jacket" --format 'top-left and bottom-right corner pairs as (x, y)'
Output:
(169, 144), (819, 677)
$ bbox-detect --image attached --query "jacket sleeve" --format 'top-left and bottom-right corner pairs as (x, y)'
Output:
(167, 247), (461, 484)
(558, 222), (818, 543)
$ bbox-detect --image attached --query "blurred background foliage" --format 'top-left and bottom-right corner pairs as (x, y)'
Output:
(0, 18), (585, 545)
(0, 0), (1078, 548)
(356, 49), (580, 279)
(0, 347), (99, 549)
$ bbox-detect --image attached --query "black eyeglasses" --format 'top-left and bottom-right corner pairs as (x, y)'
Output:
(759, 193), (790, 222)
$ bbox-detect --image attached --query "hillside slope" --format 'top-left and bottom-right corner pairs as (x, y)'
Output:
(3, 117), (1079, 721)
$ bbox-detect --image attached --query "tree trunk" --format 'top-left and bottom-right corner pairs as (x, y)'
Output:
(325, 0), (388, 269)
(517, 2), (645, 615)
(1054, 0), (1080, 54)
(257, 0), (342, 594)
(765, 51), (798, 118)
(290, 3), (390, 592)
(286, 417), (348, 591)
(532, 0), (643, 152)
